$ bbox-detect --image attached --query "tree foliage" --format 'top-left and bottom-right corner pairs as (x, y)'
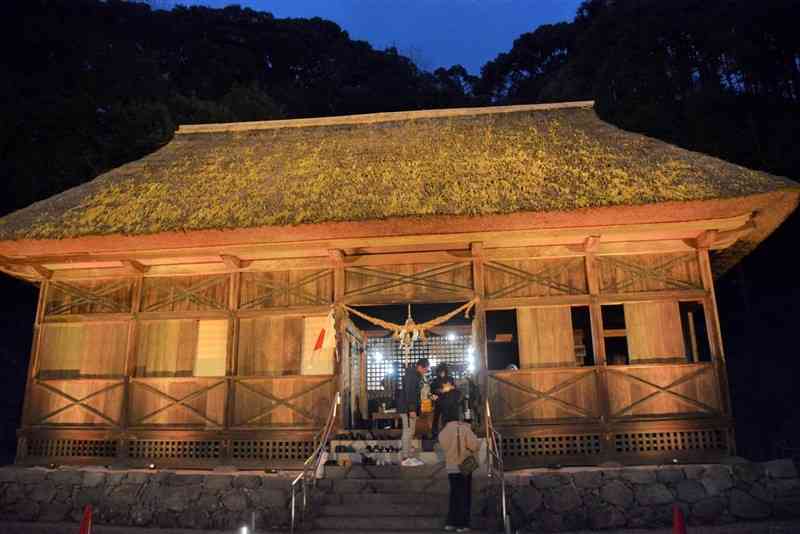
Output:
(478, 0), (800, 180)
(0, 0), (478, 213)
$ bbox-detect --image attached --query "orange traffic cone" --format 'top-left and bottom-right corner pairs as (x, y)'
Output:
(672, 503), (687, 534)
(78, 504), (92, 534)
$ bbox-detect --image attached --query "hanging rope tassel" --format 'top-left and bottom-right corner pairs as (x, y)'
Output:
(342, 298), (479, 349)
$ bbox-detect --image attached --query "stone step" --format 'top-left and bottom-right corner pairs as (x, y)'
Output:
(327, 492), (448, 505)
(314, 531), (488, 534)
(328, 478), (449, 494)
(313, 514), (444, 531)
(324, 462), (447, 479)
(320, 503), (447, 516)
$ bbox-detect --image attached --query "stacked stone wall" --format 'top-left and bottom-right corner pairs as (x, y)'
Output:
(0, 459), (798, 531)
(0, 468), (291, 530)
(505, 460), (800, 531)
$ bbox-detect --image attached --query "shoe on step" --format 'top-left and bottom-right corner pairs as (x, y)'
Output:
(443, 526), (456, 531)
(456, 527), (471, 532)
(401, 457), (425, 467)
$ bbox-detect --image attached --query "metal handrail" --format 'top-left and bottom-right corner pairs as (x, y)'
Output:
(485, 398), (511, 534)
(291, 391), (340, 534)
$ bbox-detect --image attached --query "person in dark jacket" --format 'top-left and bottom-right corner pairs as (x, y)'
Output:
(398, 358), (430, 466)
(430, 363), (456, 438)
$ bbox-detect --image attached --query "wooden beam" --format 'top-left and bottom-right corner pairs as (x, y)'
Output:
(0, 213), (753, 268)
(485, 294), (592, 310)
(597, 289), (708, 304)
(342, 249), (469, 267)
(120, 259), (149, 274)
(470, 242), (484, 258)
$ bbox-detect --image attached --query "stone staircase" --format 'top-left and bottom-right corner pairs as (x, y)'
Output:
(309, 464), (492, 534)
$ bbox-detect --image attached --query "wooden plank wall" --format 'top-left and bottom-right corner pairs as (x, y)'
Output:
(485, 258), (587, 299)
(517, 307), (575, 368)
(597, 253), (702, 294)
(237, 316), (304, 375)
(344, 261), (473, 304)
(239, 270), (333, 309)
(38, 322), (128, 378)
(624, 301), (685, 363)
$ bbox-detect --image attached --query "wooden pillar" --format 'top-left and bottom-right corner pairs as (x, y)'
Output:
(118, 275), (144, 464)
(697, 247), (733, 420)
(17, 279), (48, 462)
(222, 271), (241, 463)
(584, 236), (613, 458)
(329, 249), (346, 430)
(470, 242), (489, 421)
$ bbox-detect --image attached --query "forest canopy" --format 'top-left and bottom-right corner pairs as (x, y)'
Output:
(1, 0), (798, 216)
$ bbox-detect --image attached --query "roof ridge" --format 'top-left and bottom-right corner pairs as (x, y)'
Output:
(176, 100), (595, 134)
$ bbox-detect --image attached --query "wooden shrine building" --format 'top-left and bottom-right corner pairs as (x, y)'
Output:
(0, 101), (797, 469)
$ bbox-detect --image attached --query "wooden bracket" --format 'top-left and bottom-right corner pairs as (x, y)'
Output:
(220, 254), (246, 269)
(28, 264), (52, 280)
(470, 242), (484, 258)
(694, 230), (719, 249)
(328, 249), (345, 266)
(120, 259), (149, 274)
(584, 235), (601, 253)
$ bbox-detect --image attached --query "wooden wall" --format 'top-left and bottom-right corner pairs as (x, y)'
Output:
(19, 245), (733, 467)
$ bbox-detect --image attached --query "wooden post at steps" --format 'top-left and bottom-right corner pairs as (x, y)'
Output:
(470, 242), (489, 427)
(329, 249), (346, 431)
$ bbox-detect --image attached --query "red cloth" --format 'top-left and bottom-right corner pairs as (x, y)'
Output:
(79, 504), (92, 534)
(673, 504), (687, 534)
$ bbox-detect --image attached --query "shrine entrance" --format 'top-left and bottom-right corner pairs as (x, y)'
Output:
(340, 302), (478, 434)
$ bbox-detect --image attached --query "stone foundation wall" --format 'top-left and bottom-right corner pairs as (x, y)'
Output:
(0, 467), (292, 530)
(505, 459), (800, 532)
(0, 459), (798, 531)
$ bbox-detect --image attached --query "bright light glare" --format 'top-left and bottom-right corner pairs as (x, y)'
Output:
(240, 527), (249, 534)
(467, 345), (475, 354)
(468, 363), (476, 373)
(429, 359), (438, 369)
(447, 332), (457, 341)
(385, 369), (394, 376)
(373, 352), (383, 362)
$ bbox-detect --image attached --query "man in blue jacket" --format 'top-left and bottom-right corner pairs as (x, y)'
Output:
(398, 357), (430, 466)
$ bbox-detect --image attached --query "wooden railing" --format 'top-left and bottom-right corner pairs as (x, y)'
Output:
(487, 367), (600, 426)
(605, 362), (721, 419)
(230, 375), (336, 428)
(487, 362), (722, 427)
(28, 374), (336, 431)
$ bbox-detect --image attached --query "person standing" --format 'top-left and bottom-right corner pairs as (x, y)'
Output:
(438, 390), (480, 532)
(398, 357), (430, 466)
(430, 363), (456, 438)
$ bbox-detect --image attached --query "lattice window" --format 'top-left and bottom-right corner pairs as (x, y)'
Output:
(28, 438), (118, 458)
(502, 434), (602, 457)
(615, 430), (727, 453)
(231, 440), (315, 460)
(365, 333), (474, 395)
(127, 440), (221, 459)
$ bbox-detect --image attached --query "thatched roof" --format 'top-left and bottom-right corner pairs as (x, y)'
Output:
(0, 102), (796, 259)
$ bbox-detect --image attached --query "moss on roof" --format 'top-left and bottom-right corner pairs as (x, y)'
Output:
(0, 105), (795, 241)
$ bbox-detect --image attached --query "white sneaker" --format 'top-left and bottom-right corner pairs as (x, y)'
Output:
(456, 528), (471, 533)
(401, 457), (425, 467)
(443, 526), (456, 531)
